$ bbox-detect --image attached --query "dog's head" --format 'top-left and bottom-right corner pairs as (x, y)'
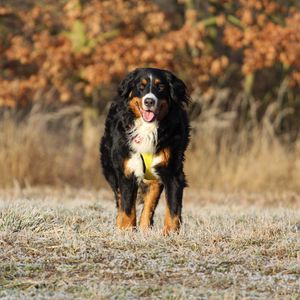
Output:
(118, 68), (189, 123)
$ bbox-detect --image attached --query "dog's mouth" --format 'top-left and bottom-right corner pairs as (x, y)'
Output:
(140, 108), (157, 123)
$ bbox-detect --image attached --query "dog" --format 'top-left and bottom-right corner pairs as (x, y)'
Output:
(100, 68), (190, 234)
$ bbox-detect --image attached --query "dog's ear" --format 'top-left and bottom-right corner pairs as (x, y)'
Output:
(118, 69), (139, 98)
(165, 71), (190, 106)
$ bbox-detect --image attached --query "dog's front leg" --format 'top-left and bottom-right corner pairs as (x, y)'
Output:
(162, 174), (185, 235)
(116, 175), (138, 230)
(140, 180), (163, 231)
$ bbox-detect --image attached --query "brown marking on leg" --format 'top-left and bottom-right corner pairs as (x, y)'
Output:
(157, 100), (169, 121)
(140, 180), (163, 231)
(154, 147), (170, 168)
(129, 97), (142, 118)
(116, 207), (136, 230)
(160, 147), (170, 166)
(163, 204), (181, 235)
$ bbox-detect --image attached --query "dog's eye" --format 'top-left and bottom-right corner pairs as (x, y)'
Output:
(139, 84), (145, 90)
(158, 84), (164, 91)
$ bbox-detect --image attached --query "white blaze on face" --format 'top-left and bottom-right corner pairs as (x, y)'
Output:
(149, 74), (153, 93)
(141, 74), (158, 122)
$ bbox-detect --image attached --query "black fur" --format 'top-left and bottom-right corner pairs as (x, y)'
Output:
(100, 67), (190, 226)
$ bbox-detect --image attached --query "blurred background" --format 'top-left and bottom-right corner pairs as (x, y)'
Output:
(1, 0), (300, 192)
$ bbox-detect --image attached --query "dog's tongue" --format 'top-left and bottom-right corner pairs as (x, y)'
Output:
(142, 110), (155, 122)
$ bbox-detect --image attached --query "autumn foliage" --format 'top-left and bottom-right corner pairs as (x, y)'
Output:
(1, 0), (300, 135)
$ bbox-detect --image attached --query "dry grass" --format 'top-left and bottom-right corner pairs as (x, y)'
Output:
(1, 107), (300, 193)
(186, 130), (300, 193)
(0, 188), (299, 299)
(0, 108), (104, 189)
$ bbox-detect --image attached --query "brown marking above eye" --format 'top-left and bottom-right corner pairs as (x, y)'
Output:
(129, 97), (142, 118)
(154, 79), (161, 85)
(140, 79), (147, 90)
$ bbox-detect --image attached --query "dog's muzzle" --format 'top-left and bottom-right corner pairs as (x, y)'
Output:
(142, 93), (158, 110)
(141, 93), (158, 122)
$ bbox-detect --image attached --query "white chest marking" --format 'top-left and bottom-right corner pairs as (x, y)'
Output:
(127, 118), (158, 154)
(126, 153), (144, 181)
(126, 118), (164, 181)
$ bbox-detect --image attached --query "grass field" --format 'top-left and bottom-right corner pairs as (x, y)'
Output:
(0, 188), (299, 299)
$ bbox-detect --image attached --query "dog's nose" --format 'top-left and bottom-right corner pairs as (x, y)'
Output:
(144, 98), (155, 108)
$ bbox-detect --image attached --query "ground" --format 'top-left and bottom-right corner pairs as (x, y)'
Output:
(0, 188), (299, 299)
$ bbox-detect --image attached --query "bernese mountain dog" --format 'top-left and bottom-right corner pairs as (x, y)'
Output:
(100, 67), (190, 234)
